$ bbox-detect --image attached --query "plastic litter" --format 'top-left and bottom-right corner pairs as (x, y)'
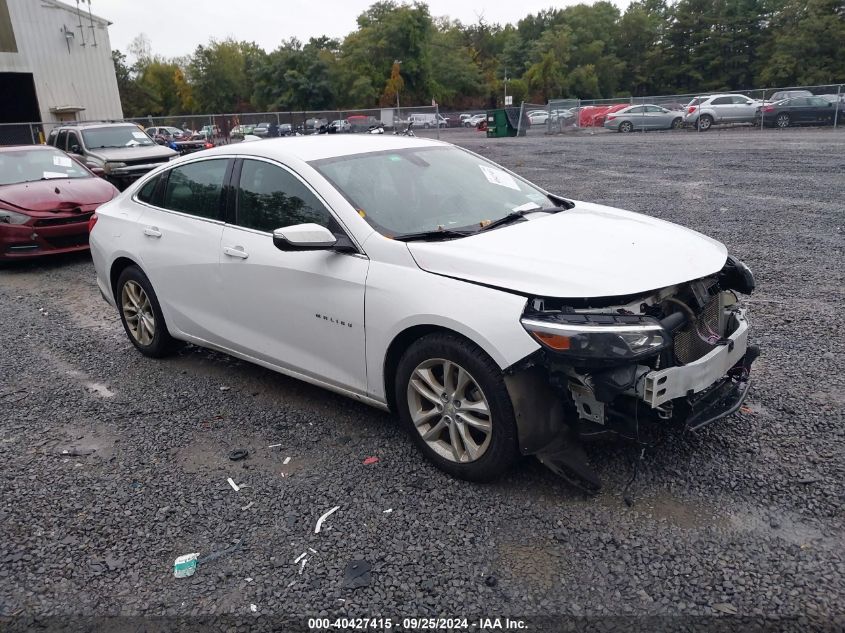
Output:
(362, 456), (379, 465)
(283, 456), (291, 465)
(219, 386), (230, 391)
(293, 552), (307, 564)
(268, 443), (283, 448)
(228, 449), (249, 461)
(250, 604), (257, 613)
(314, 505), (340, 533)
(342, 559), (372, 589)
(299, 559), (307, 574)
(227, 478), (240, 492)
(241, 501), (254, 511)
(308, 547), (317, 554)
(383, 509), (393, 514)
(173, 553), (199, 578)
(198, 540), (244, 565)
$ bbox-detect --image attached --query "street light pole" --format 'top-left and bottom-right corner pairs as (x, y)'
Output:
(394, 60), (402, 112)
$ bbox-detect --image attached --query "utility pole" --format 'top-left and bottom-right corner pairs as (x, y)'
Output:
(503, 67), (508, 107)
(394, 60), (402, 112)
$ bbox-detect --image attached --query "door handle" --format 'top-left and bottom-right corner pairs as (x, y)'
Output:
(223, 246), (249, 260)
(143, 226), (162, 238)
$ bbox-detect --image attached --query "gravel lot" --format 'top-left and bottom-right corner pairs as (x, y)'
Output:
(1, 127), (843, 631)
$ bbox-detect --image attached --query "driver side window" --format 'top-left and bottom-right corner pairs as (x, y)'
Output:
(236, 159), (332, 233)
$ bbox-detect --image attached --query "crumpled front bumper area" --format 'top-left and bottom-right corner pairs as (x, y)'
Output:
(640, 308), (750, 409)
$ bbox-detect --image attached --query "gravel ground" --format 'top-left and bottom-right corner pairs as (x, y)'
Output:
(1, 127), (843, 631)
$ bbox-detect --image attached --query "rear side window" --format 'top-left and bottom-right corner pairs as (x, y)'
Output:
(162, 159), (229, 220)
(732, 96), (751, 104)
(236, 159), (332, 232)
(136, 176), (159, 204)
(627, 106), (645, 114)
(711, 97), (733, 105)
(55, 130), (68, 150)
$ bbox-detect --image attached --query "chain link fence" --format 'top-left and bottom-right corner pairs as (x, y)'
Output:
(526, 83), (844, 136)
(1, 84), (842, 146)
(0, 105), (448, 147)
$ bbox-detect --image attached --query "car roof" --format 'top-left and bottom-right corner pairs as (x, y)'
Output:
(56, 122), (139, 130)
(0, 144), (62, 153)
(199, 135), (446, 162)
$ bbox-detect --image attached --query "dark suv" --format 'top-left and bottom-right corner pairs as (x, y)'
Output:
(47, 122), (177, 189)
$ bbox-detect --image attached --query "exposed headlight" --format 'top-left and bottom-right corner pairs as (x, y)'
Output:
(0, 210), (30, 225)
(521, 313), (670, 362)
(103, 162), (127, 174)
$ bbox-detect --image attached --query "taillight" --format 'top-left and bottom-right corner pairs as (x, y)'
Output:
(204, 142), (214, 149)
(762, 105), (774, 112)
(687, 106), (697, 114)
(88, 213), (98, 233)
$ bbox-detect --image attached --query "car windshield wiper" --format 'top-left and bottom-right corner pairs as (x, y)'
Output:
(478, 201), (571, 233)
(392, 228), (474, 242)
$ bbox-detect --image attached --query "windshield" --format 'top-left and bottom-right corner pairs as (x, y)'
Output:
(0, 148), (90, 185)
(82, 127), (154, 149)
(312, 146), (558, 236)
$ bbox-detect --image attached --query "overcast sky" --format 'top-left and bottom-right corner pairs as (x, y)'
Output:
(94, 0), (630, 60)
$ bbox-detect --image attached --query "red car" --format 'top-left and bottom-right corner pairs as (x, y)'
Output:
(0, 145), (118, 260)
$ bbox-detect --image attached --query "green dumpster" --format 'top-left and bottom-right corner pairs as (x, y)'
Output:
(486, 108), (522, 138)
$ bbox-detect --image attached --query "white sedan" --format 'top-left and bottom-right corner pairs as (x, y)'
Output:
(90, 136), (757, 485)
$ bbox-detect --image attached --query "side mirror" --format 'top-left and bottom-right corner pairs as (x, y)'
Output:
(273, 223), (337, 251)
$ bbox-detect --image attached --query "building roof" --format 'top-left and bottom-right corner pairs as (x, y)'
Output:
(40, 0), (111, 27)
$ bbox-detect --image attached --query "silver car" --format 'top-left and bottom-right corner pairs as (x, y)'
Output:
(603, 105), (685, 132)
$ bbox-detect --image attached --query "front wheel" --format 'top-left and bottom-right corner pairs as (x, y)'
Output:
(395, 333), (518, 481)
(116, 265), (181, 358)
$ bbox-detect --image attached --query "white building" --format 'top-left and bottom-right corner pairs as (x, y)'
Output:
(0, 0), (122, 135)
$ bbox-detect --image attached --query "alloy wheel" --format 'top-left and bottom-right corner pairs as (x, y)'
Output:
(121, 280), (155, 346)
(406, 358), (492, 463)
(698, 116), (712, 130)
(777, 114), (790, 128)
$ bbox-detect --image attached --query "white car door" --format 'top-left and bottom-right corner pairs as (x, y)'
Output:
(219, 157), (369, 393)
(732, 95), (757, 122)
(134, 157), (231, 341)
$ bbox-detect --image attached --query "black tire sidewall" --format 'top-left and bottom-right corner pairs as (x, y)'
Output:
(115, 266), (178, 358)
(394, 332), (518, 482)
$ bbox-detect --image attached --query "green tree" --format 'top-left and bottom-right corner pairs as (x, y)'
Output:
(340, 1), (434, 107)
(429, 20), (485, 107)
(189, 39), (262, 112)
(757, 0), (845, 86)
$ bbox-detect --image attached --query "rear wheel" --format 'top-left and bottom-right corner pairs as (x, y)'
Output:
(776, 113), (790, 128)
(116, 266), (181, 358)
(395, 333), (518, 482)
(618, 121), (634, 133)
(697, 114), (713, 131)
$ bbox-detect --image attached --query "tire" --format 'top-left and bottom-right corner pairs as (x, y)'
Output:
(618, 121), (634, 133)
(424, 123), (431, 129)
(671, 117), (683, 129)
(776, 113), (790, 128)
(115, 265), (181, 358)
(697, 114), (713, 131)
(394, 332), (518, 482)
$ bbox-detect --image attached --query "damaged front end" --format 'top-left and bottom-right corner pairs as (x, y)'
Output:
(506, 256), (759, 491)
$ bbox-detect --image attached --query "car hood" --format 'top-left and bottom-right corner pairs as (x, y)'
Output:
(0, 178), (117, 212)
(406, 201), (728, 298)
(90, 146), (177, 162)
